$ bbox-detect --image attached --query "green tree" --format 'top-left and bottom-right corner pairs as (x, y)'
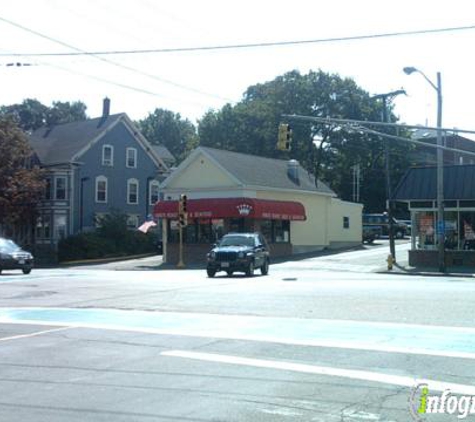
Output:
(198, 70), (413, 212)
(136, 108), (198, 163)
(0, 99), (87, 131)
(0, 117), (45, 242)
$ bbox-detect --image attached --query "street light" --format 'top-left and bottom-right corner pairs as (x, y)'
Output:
(404, 66), (444, 272)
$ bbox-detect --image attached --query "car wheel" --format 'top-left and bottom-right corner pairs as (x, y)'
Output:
(206, 268), (216, 278)
(226, 270), (233, 277)
(246, 261), (254, 277)
(22, 267), (32, 275)
(260, 259), (269, 275)
(395, 231), (404, 239)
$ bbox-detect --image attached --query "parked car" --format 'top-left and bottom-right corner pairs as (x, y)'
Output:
(206, 232), (270, 277)
(0, 238), (34, 274)
(363, 213), (407, 239)
(362, 225), (382, 244)
(399, 220), (412, 236)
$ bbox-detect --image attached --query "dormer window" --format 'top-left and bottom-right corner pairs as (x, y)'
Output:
(126, 147), (137, 168)
(102, 145), (114, 166)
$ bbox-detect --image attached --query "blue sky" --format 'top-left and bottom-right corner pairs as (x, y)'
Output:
(1, 0), (475, 136)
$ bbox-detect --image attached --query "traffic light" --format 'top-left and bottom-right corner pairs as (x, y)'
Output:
(277, 123), (292, 151)
(178, 194), (188, 227)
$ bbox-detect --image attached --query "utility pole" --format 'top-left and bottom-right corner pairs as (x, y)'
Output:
(352, 164), (360, 203)
(372, 89), (406, 262)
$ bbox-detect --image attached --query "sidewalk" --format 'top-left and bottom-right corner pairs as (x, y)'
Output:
(379, 249), (475, 278)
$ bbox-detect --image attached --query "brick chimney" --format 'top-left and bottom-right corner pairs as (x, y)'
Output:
(102, 97), (110, 119)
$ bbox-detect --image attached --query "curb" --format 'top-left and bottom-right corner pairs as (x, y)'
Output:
(377, 269), (475, 278)
(58, 253), (158, 267)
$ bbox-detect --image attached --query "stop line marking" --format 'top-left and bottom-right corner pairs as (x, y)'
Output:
(161, 350), (475, 396)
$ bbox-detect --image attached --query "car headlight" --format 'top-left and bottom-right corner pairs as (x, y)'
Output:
(246, 252), (254, 257)
(208, 251), (216, 259)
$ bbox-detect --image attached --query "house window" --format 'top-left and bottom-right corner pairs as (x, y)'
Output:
(127, 178), (139, 204)
(127, 214), (139, 229)
(102, 144), (114, 166)
(343, 216), (350, 229)
(36, 214), (51, 239)
(149, 181), (160, 205)
(126, 147), (137, 168)
(55, 177), (67, 200)
(44, 177), (52, 200)
(54, 214), (67, 239)
(95, 176), (108, 203)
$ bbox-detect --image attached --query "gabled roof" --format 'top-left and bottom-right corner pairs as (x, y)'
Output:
(394, 164), (475, 201)
(29, 113), (168, 170)
(151, 144), (176, 164)
(162, 146), (335, 195)
(29, 114), (124, 165)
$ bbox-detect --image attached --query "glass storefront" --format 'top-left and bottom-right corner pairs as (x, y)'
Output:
(167, 218), (291, 245)
(412, 209), (475, 251)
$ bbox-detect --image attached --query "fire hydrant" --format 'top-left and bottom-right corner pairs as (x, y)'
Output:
(386, 254), (394, 271)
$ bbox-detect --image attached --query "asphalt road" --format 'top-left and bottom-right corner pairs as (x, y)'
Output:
(0, 241), (474, 421)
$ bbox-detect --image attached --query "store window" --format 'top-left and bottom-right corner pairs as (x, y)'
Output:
(274, 220), (290, 243)
(460, 212), (475, 250)
(260, 220), (272, 244)
(415, 211), (436, 249)
(444, 211), (458, 250)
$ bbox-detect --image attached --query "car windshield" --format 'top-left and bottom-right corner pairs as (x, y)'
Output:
(0, 239), (21, 253)
(219, 236), (254, 247)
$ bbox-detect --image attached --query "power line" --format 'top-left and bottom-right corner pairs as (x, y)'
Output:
(0, 16), (232, 102)
(1, 24), (474, 57)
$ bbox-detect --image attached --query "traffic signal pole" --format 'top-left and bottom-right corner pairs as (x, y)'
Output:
(177, 224), (185, 268)
(176, 194), (188, 269)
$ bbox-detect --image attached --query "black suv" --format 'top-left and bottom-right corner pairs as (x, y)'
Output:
(363, 213), (407, 239)
(0, 238), (34, 274)
(206, 233), (270, 277)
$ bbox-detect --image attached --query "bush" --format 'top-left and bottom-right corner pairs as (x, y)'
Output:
(58, 211), (157, 262)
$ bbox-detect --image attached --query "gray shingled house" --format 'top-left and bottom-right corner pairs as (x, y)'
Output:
(28, 99), (173, 258)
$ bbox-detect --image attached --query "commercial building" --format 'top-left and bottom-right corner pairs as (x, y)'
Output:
(394, 164), (475, 267)
(154, 147), (362, 264)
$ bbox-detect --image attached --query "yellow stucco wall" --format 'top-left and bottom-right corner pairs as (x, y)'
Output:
(328, 198), (363, 247)
(166, 152), (238, 189)
(163, 150), (362, 253)
(256, 190), (331, 249)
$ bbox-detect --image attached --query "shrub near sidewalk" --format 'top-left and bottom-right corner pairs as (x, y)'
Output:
(58, 211), (156, 262)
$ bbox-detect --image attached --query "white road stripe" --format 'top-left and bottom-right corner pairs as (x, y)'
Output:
(162, 350), (475, 395)
(0, 326), (71, 342)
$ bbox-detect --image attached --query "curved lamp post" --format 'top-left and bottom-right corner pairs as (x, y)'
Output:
(403, 67), (444, 272)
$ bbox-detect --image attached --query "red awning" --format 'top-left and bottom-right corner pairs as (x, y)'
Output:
(154, 197), (306, 221)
